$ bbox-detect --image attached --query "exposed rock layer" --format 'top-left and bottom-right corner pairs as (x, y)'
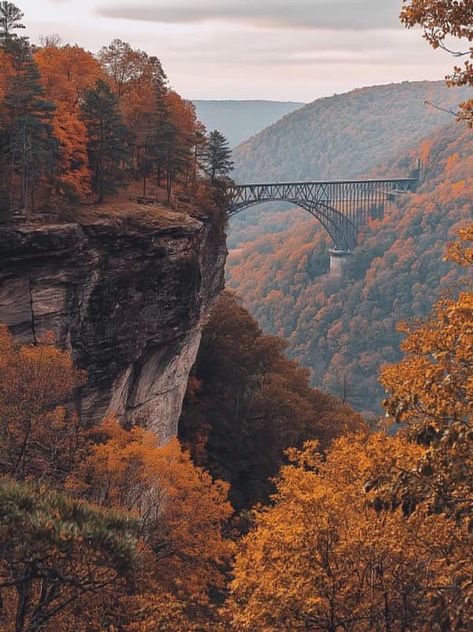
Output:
(0, 208), (226, 441)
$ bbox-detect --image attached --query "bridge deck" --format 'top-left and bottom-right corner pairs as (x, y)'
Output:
(235, 177), (418, 187)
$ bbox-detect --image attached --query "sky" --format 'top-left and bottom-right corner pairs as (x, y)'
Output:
(17, 0), (455, 102)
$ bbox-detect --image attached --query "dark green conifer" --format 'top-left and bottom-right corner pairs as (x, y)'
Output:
(0, 1), (25, 50)
(81, 79), (129, 203)
(0, 40), (58, 213)
(204, 130), (233, 180)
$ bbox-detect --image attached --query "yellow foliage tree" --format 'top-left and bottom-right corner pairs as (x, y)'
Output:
(381, 225), (473, 521)
(69, 418), (233, 611)
(230, 227), (473, 631)
(229, 434), (472, 631)
(0, 327), (86, 482)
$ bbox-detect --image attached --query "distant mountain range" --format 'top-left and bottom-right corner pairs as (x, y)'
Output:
(232, 81), (470, 182)
(192, 100), (304, 147)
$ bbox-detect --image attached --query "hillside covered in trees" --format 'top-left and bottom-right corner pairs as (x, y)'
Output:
(179, 291), (364, 509)
(227, 122), (473, 413)
(232, 80), (470, 183)
(0, 0), (472, 629)
(1, 226), (471, 630)
(229, 81), (470, 250)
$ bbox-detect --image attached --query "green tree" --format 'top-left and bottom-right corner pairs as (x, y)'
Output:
(0, 477), (138, 632)
(0, 1), (25, 49)
(0, 41), (58, 213)
(81, 79), (129, 203)
(204, 130), (233, 180)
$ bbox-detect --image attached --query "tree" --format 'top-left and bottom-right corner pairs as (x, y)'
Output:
(70, 418), (233, 611)
(229, 434), (472, 631)
(0, 1), (25, 49)
(0, 327), (86, 483)
(98, 39), (156, 99)
(204, 130), (233, 180)
(180, 292), (365, 509)
(401, 0), (473, 124)
(0, 40), (59, 212)
(0, 477), (138, 632)
(81, 79), (129, 202)
(35, 44), (103, 199)
(380, 225), (473, 523)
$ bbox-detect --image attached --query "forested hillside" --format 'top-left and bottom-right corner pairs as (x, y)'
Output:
(179, 292), (364, 509)
(193, 100), (304, 147)
(232, 81), (470, 182)
(227, 123), (473, 413)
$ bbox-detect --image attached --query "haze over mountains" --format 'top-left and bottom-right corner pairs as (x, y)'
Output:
(192, 100), (304, 148)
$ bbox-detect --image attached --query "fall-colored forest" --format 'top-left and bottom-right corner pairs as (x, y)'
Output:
(1, 226), (471, 630)
(0, 3), (233, 219)
(228, 121), (473, 414)
(1, 0), (472, 630)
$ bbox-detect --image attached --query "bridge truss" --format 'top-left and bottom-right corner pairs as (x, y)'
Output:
(228, 177), (419, 252)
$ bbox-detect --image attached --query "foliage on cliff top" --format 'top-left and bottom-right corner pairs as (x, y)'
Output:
(0, 3), (232, 220)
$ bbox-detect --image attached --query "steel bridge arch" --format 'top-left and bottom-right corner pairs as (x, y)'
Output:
(227, 175), (420, 252)
(228, 197), (358, 251)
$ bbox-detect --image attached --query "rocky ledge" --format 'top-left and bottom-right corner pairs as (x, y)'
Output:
(0, 207), (226, 442)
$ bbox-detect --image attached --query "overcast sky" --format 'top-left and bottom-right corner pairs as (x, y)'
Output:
(18, 0), (454, 101)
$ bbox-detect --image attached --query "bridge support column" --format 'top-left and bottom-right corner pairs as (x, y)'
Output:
(329, 249), (353, 277)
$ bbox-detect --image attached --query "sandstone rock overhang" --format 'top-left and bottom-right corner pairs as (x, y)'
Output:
(0, 207), (227, 442)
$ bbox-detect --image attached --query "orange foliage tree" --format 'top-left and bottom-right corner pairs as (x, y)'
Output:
(35, 45), (103, 199)
(229, 227), (473, 631)
(70, 418), (233, 613)
(380, 225), (473, 523)
(0, 327), (86, 482)
(229, 432), (472, 631)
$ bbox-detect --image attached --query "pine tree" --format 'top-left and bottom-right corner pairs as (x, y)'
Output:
(204, 130), (233, 180)
(0, 1), (25, 50)
(1, 42), (58, 213)
(81, 79), (129, 202)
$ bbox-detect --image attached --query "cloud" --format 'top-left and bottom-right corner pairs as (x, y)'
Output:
(96, 0), (402, 30)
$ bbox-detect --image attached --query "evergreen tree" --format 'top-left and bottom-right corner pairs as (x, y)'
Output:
(0, 1), (25, 50)
(204, 130), (233, 180)
(81, 79), (129, 202)
(0, 41), (58, 213)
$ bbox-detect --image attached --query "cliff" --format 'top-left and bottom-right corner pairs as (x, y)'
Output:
(0, 206), (226, 442)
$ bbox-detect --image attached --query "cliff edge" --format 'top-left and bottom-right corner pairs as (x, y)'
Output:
(0, 206), (227, 442)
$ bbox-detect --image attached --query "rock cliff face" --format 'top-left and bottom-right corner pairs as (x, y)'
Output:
(0, 208), (226, 442)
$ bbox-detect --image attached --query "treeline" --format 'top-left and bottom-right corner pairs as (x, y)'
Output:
(227, 123), (473, 414)
(231, 80), (471, 185)
(0, 227), (471, 630)
(0, 2), (232, 216)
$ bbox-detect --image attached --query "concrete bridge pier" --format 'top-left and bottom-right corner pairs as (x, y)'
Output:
(329, 249), (353, 277)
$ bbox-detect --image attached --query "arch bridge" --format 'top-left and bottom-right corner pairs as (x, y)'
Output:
(228, 174), (420, 274)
